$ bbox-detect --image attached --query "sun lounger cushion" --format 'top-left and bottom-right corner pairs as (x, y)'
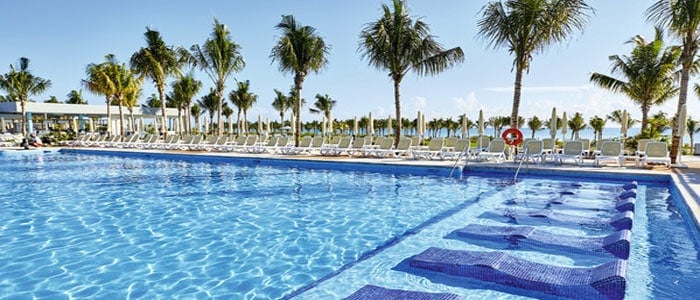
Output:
(344, 284), (461, 300)
(409, 247), (626, 300)
(454, 224), (631, 259)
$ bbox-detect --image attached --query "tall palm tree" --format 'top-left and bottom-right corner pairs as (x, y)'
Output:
(568, 112), (587, 139)
(0, 57), (52, 136)
(83, 55), (117, 136)
(590, 27), (680, 131)
(191, 18), (245, 136)
(589, 115), (606, 144)
(124, 76), (143, 133)
(198, 89), (218, 134)
(647, 0), (700, 163)
(130, 28), (185, 138)
(478, 0), (593, 127)
(527, 116), (543, 139)
(66, 89), (87, 104)
(271, 15), (329, 146)
(271, 89), (292, 134)
(170, 74), (202, 133)
(360, 0), (464, 146)
(190, 103), (202, 133)
(229, 80), (257, 135)
(309, 94), (336, 128)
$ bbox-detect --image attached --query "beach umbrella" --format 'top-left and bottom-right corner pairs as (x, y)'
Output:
(1, 117), (6, 133)
(369, 112), (374, 135)
(417, 111), (423, 137)
(204, 117), (209, 134)
(353, 116), (358, 135)
(266, 118), (271, 135)
(258, 115), (263, 135)
(478, 110), (484, 136)
(88, 118), (94, 133)
(72, 118), (78, 133)
(327, 112), (333, 135)
(561, 112), (568, 140)
(620, 110), (628, 139)
(461, 113), (467, 139)
(321, 117), (327, 136)
(387, 115), (393, 136)
(549, 107), (557, 140)
(139, 117), (145, 134)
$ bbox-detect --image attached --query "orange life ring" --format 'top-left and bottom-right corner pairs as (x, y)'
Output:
(501, 127), (523, 146)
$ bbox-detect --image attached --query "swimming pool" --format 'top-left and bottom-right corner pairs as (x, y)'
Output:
(0, 150), (698, 299)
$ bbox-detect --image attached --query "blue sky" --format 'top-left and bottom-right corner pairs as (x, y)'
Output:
(1, 0), (695, 127)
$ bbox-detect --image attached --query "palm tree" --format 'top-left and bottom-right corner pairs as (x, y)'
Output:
(66, 89), (87, 104)
(170, 74), (202, 133)
(478, 0), (593, 127)
(685, 116), (697, 153)
(309, 94), (336, 128)
(190, 103), (202, 133)
(228, 80), (257, 135)
(589, 115), (606, 144)
(590, 27), (680, 131)
(271, 89), (292, 134)
(647, 0), (700, 163)
(360, 0), (464, 146)
(192, 18), (245, 136)
(222, 103), (234, 134)
(647, 111), (671, 137)
(44, 96), (60, 103)
(489, 116), (509, 137)
(607, 109), (637, 131)
(568, 112), (587, 139)
(198, 89), (218, 134)
(83, 55), (117, 136)
(130, 28), (185, 139)
(527, 116), (543, 139)
(271, 15), (329, 146)
(0, 57), (52, 136)
(124, 76), (143, 133)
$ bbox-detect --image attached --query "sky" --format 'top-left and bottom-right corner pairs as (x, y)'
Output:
(1, 0), (696, 128)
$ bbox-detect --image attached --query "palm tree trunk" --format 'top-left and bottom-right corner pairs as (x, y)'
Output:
(279, 112), (284, 136)
(294, 74), (304, 147)
(157, 84), (168, 140)
(128, 108), (135, 133)
(105, 96), (111, 137)
(511, 66), (524, 128)
(393, 79), (401, 147)
(118, 101), (125, 138)
(671, 64), (690, 163)
(217, 82), (224, 136)
(21, 98), (27, 137)
(641, 104), (650, 131)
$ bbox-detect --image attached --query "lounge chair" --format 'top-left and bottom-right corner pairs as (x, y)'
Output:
(249, 136), (278, 153)
(374, 137), (412, 158)
(361, 137), (393, 157)
(556, 140), (584, 166)
(236, 135), (258, 152)
(579, 138), (592, 158)
(594, 141), (623, 167)
(221, 135), (247, 152)
(476, 139), (506, 162)
(320, 136), (352, 156)
(541, 138), (557, 162)
(634, 139), (654, 158)
(280, 136), (312, 155)
(409, 247), (627, 300)
(637, 142), (670, 168)
(345, 138), (366, 157)
(440, 138), (470, 161)
(412, 137), (444, 160)
(513, 139), (543, 164)
(469, 136), (490, 156)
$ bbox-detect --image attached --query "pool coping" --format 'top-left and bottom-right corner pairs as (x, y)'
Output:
(46, 147), (699, 232)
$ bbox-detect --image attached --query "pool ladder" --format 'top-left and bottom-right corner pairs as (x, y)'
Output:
(513, 144), (529, 181)
(449, 143), (471, 177)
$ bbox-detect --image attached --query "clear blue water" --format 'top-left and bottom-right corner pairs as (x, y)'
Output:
(0, 150), (698, 299)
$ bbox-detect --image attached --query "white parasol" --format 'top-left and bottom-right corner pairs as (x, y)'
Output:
(258, 115), (263, 135)
(549, 107), (557, 140)
(620, 109), (628, 139)
(0, 117), (6, 133)
(461, 113), (467, 139)
(561, 112), (568, 140)
(368, 112), (374, 136)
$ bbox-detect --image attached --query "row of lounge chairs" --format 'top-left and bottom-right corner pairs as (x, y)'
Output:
(63, 133), (672, 167)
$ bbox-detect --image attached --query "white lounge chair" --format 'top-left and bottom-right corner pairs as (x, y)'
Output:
(513, 139), (543, 164)
(412, 137), (444, 160)
(440, 139), (470, 161)
(594, 141), (623, 167)
(320, 136), (352, 156)
(476, 139), (507, 163)
(556, 140), (584, 166)
(637, 142), (670, 168)
(361, 137), (393, 157)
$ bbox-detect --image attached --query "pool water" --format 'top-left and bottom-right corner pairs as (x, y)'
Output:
(0, 151), (698, 299)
